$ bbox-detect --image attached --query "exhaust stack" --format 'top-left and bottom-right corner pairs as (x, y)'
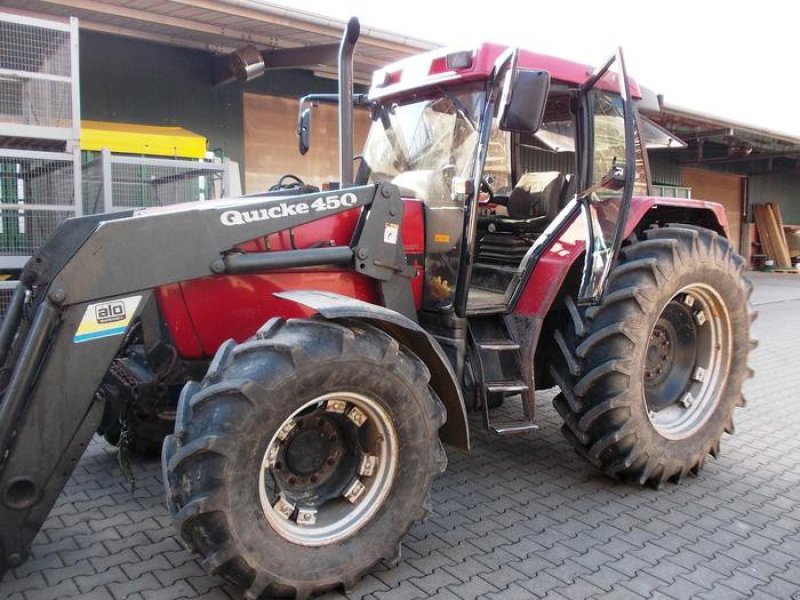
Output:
(339, 17), (360, 187)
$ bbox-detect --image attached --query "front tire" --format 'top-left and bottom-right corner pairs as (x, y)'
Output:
(163, 318), (446, 599)
(551, 226), (756, 487)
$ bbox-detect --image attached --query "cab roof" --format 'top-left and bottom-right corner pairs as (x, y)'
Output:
(369, 42), (642, 101)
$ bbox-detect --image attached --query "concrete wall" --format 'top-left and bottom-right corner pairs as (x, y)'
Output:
(79, 31), (338, 176)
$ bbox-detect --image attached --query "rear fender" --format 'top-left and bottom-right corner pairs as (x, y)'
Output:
(274, 290), (470, 451)
(513, 196), (728, 317)
(632, 197), (728, 237)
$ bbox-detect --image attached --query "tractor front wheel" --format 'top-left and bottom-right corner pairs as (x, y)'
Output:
(162, 318), (446, 599)
(551, 226), (756, 487)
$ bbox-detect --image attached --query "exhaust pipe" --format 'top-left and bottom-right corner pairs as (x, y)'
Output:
(339, 17), (360, 187)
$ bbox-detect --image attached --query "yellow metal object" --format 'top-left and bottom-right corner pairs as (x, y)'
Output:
(81, 120), (207, 158)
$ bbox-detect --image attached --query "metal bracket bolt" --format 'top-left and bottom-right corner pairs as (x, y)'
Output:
(347, 407), (367, 427)
(274, 497), (296, 520)
(325, 399), (347, 413)
(276, 419), (297, 441)
(296, 508), (317, 526)
(344, 479), (366, 503)
(358, 454), (377, 477)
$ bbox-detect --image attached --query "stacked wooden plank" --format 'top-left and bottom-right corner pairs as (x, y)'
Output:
(754, 203), (792, 268)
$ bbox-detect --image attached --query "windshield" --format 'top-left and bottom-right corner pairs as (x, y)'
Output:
(357, 86), (485, 205)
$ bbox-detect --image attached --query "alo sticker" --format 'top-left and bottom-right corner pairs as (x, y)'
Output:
(73, 295), (142, 344)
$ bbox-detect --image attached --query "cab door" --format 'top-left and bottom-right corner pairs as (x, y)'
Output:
(575, 49), (637, 304)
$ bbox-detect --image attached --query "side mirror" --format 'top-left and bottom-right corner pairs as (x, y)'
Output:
(498, 69), (551, 133)
(298, 107), (311, 155)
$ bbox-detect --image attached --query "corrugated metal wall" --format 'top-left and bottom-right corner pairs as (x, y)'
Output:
(519, 147), (691, 192)
(519, 139), (800, 226)
(518, 143), (575, 175)
(750, 173), (800, 224)
(648, 152), (682, 185)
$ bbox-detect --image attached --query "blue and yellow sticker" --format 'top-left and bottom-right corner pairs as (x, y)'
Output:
(73, 295), (142, 344)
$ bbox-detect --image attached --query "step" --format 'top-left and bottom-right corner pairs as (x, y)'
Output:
(486, 380), (528, 394)
(472, 262), (518, 274)
(476, 339), (520, 352)
(491, 421), (539, 435)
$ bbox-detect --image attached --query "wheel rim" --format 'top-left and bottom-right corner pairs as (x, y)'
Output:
(259, 391), (398, 546)
(644, 284), (732, 440)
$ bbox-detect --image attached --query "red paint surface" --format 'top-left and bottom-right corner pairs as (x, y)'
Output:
(156, 199), (426, 359)
(154, 284), (204, 358)
(513, 212), (587, 316)
(399, 199), (426, 305)
(178, 271), (380, 357)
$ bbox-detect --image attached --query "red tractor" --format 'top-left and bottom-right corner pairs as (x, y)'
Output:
(0, 18), (754, 599)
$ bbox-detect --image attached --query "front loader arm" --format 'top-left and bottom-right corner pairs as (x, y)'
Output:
(0, 292), (151, 570)
(0, 182), (411, 575)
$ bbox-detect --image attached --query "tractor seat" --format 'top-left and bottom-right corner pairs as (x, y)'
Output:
(480, 171), (565, 235)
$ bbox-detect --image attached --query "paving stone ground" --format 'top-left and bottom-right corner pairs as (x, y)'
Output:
(2, 272), (799, 599)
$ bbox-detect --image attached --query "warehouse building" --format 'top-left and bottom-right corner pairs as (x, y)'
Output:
(644, 102), (800, 263)
(1, 0), (799, 278)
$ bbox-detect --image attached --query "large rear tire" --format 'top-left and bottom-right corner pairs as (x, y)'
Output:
(551, 226), (756, 487)
(163, 318), (446, 599)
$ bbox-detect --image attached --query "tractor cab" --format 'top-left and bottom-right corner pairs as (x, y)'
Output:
(357, 43), (644, 319)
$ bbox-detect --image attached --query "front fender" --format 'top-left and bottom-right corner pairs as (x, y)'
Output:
(274, 290), (470, 451)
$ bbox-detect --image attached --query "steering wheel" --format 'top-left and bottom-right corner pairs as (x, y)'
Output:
(270, 174), (306, 191)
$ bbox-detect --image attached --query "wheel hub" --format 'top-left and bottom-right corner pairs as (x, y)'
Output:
(273, 414), (358, 503)
(259, 391), (398, 546)
(645, 299), (698, 412)
(644, 287), (732, 440)
(644, 326), (674, 384)
(284, 428), (328, 476)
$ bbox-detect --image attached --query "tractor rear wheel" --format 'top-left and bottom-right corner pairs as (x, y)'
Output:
(162, 318), (446, 599)
(551, 226), (756, 487)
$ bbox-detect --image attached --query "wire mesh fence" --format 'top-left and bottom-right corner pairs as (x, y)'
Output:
(82, 153), (232, 214)
(0, 152), (76, 255)
(0, 14), (76, 133)
(0, 281), (16, 315)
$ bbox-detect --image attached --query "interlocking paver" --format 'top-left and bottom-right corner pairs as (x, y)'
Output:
(484, 582), (536, 600)
(753, 575), (800, 599)
(73, 566), (126, 594)
(106, 573), (162, 599)
(657, 576), (708, 599)
(41, 559), (97, 587)
(2, 273), (799, 600)
(579, 568), (631, 592)
(64, 588), (115, 600)
(23, 578), (79, 600)
(371, 580), (427, 600)
(441, 557), (491, 582)
(444, 574), (499, 598)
